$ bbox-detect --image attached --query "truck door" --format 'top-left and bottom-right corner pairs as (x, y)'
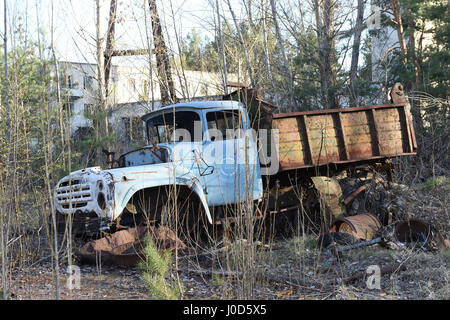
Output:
(201, 108), (262, 206)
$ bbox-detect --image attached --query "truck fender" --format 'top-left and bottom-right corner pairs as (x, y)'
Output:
(182, 177), (213, 224)
(115, 174), (212, 225)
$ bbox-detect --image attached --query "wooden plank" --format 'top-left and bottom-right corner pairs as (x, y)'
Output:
(306, 115), (336, 130)
(345, 134), (372, 145)
(347, 144), (375, 159)
(308, 129), (339, 140)
(309, 137), (341, 149)
(272, 102), (416, 173)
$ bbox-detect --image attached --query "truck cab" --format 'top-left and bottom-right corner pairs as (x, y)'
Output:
(54, 100), (263, 233)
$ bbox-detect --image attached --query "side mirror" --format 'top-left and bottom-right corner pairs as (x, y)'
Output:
(201, 165), (214, 176)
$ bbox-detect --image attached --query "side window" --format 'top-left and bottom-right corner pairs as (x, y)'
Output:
(206, 110), (243, 140)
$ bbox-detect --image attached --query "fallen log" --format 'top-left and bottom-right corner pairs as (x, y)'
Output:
(327, 237), (383, 255)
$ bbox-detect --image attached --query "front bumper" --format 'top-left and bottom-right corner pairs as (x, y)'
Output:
(54, 210), (110, 234)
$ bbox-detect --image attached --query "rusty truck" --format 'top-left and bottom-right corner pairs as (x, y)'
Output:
(54, 83), (417, 235)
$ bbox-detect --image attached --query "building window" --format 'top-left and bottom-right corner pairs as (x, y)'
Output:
(65, 75), (73, 88)
(123, 117), (144, 143)
(84, 75), (94, 90)
(84, 104), (94, 118)
(63, 102), (74, 115)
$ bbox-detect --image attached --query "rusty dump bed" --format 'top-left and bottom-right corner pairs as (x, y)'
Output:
(272, 103), (417, 172)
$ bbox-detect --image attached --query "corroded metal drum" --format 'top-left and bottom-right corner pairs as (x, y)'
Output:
(329, 213), (381, 240)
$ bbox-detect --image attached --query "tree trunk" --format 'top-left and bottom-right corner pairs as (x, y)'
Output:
(169, 0), (189, 100)
(390, 0), (407, 64)
(314, 0), (339, 109)
(216, 0), (229, 94)
(96, 0), (109, 162)
(349, 0), (365, 108)
(226, 0), (255, 87)
(261, 0), (275, 90)
(104, 0), (117, 97)
(391, 1), (424, 131)
(148, 0), (176, 105)
(270, 0), (294, 108)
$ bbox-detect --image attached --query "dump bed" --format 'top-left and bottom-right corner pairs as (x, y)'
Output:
(224, 82), (417, 175)
(272, 103), (417, 172)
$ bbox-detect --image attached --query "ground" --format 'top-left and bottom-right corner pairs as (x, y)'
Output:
(6, 238), (449, 300)
(3, 175), (449, 300)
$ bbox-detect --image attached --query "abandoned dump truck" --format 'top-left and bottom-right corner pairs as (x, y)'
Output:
(54, 83), (417, 234)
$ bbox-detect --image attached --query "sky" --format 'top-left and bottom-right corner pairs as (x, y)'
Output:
(0, 0), (245, 65)
(0, 0), (363, 71)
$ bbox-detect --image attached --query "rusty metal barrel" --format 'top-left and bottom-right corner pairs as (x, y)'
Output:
(329, 213), (381, 240)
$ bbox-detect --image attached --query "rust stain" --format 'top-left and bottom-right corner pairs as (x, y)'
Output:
(273, 103), (416, 171)
(129, 171), (158, 175)
(330, 213), (381, 240)
(311, 176), (346, 219)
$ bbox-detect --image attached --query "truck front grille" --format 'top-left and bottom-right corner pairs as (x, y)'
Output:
(56, 180), (92, 209)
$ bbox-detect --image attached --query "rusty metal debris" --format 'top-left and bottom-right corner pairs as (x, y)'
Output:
(380, 219), (447, 252)
(271, 101), (416, 172)
(311, 176), (346, 221)
(319, 178), (447, 253)
(343, 185), (366, 206)
(329, 213), (382, 241)
(78, 225), (186, 267)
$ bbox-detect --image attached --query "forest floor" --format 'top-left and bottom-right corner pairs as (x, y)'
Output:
(4, 175), (450, 300)
(7, 240), (450, 300)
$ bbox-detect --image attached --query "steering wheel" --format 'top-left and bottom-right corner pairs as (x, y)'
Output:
(148, 136), (163, 161)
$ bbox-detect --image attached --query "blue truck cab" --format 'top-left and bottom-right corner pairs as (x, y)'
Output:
(54, 100), (263, 232)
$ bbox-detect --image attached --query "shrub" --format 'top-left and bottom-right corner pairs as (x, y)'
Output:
(138, 235), (181, 300)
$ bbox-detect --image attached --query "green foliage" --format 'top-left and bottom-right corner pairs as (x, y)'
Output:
(381, 0), (450, 98)
(179, 29), (221, 72)
(209, 273), (225, 287)
(292, 29), (322, 110)
(420, 176), (449, 190)
(0, 36), (66, 187)
(138, 236), (181, 300)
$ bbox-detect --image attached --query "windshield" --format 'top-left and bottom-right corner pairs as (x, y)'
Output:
(146, 110), (202, 144)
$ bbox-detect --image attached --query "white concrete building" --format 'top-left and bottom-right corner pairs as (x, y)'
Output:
(368, 1), (435, 90)
(53, 61), (235, 147)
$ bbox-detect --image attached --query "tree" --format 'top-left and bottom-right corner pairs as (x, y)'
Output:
(313, 0), (339, 109)
(349, 0), (365, 107)
(148, 0), (176, 105)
